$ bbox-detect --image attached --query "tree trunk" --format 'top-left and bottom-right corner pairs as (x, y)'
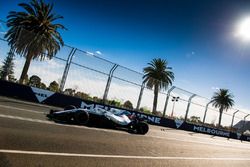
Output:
(152, 84), (159, 115)
(19, 54), (32, 84)
(2, 73), (7, 80)
(218, 107), (223, 127)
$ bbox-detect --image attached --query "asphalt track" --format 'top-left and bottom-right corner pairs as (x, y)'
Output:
(0, 96), (250, 167)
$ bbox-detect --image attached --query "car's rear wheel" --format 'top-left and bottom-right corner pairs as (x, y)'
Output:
(64, 105), (76, 111)
(74, 111), (89, 125)
(135, 122), (149, 135)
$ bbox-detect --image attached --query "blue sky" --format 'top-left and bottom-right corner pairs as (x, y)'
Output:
(1, 0), (250, 111)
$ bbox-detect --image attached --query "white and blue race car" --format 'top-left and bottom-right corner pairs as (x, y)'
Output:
(47, 105), (149, 135)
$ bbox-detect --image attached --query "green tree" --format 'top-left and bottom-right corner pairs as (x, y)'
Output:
(108, 99), (122, 107)
(48, 81), (59, 92)
(0, 50), (15, 81)
(123, 100), (133, 109)
(40, 82), (47, 89)
(63, 88), (76, 96)
(190, 116), (201, 123)
(139, 107), (151, 115)
(211, 89), (234, 127)
(29, 75), (41, 87)
(5, 0), (66, 84)
(92, 96), (102, 103)
(143, 58), (174, 114)
(74, 91), (90, 100)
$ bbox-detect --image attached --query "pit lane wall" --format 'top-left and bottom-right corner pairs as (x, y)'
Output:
(0, 80), (249, 142)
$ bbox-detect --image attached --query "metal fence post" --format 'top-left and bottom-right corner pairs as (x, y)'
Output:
(202, 101), (213, 124)
(230, 110), (239, 131)
(162, 86), (176, 117)
(136, 83), (145, 110)
(184, 94), (196, 121)
(103, 64), (118, 104)
(241, 114), (250, 133)
(59, 47), (76, 92)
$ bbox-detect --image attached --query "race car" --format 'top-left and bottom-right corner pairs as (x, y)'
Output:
(47, 105), (149, 135)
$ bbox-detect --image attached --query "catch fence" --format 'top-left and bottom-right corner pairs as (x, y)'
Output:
(0, 20), (249, 132)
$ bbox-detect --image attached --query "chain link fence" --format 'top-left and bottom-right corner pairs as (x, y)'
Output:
(0, 20), (249, 133)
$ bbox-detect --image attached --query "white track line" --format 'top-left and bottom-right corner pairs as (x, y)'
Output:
(0, 101), (245, 145)
(148, 134), (250, 149)
(0, 114), (53, 124)
(0, 149), (250, 161)
(1, 104), (248, 148)
(1, 114), (250, 150)
(0, 98), (247, 145)
(0, 96), (55, 108)
(151, 128), (246, 146)
(0, 104), (44, 114)
(0, 114), (125, 134)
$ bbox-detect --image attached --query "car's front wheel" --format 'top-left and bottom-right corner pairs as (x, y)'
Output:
(135, 122), (149, 135)
(74, 111), (89, 125)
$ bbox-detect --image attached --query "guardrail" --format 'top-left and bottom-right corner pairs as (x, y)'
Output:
(0, 80), (249, 142)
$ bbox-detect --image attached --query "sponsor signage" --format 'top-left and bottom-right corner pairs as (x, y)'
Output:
(31, 87), (55, 103)
(175, 119), (184, 128)
(193, 125), (230, 137)
(0, 80), (249, 142)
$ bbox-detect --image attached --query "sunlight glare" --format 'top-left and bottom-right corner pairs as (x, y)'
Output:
(236, 17), (250, 42)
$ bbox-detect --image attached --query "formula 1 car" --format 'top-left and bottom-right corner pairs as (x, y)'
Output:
(47, 105), (149, 135)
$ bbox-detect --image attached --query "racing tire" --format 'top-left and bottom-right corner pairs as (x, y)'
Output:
(74, 110), (89, 125)
(47, 109), (58, 119)
(49, 109), (57, 115)
(64, 105), (76, 110)
(135, 122), (149, 135)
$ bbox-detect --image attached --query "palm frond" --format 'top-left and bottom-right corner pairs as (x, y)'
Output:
(143, 58), (174, 91)
(5, 0), (65, 60)
(211, 89), (234, 111)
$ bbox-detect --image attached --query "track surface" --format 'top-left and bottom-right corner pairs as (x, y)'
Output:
(0, 96), (250, 167)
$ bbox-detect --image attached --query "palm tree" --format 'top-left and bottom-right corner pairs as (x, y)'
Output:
(143, 58), (174, 114)
(211, 89), (234, 127)
(4, 0), (66, 84)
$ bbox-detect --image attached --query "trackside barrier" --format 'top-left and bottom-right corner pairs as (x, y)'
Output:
(0, 80), (249, 142)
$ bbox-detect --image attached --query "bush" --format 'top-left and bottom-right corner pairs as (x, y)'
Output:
(29, 75), (41, 87)
(48, 81), (59, 92)
(40, 82), (47, 89)
(243, 130), (250, 136)
(190, 116), (200, 122)
(154, 111), (163, 117)
(108, 99), (122, 108)
(74, 91), (90, 100)
(123, 100), (133, 109)
(63, 88), (76, 96)
(91, 96), (103, 103)
(139, 107), (151, 115)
